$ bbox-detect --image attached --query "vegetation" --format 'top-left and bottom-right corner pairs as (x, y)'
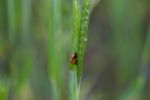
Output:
(69, 0), (90, 100)
(0, 0), (150, 100)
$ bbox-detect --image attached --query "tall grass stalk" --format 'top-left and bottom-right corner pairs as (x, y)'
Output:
(48, 0), (62, 99)
(21, 0), (32, 45)
(7, 0), (16, 45)
(137, 22), (150, 92)
(6, 0), (16, 99)
(0, 0), (9, 99)
(69, 0), (90, 100)
(7, 0), (33, 99)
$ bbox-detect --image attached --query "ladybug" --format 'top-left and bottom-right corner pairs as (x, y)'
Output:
(70, 52), (77, 65)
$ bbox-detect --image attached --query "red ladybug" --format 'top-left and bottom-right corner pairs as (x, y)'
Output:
(70, 52), (77, 65)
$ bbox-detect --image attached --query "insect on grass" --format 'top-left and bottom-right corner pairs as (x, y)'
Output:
(70, 52), (78, 65)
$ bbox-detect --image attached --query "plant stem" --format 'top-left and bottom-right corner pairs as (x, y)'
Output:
(48, 0), (62, 99)
(69, 0), (90, 100)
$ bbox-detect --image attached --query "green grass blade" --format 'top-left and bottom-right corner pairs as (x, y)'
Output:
(69, 0), (90, 100)
(21, 0), (32, 45)
(7, 0), (33, 99)
(48, 0), (62, 99)
(76, 0), (90, 85)
(7, 0), (16, 45)
(69, 69), (79, 100)
(0, 79), (9, 100)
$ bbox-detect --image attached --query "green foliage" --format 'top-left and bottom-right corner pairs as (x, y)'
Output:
(69, 0), (90, 100)
(71, 0), (91, 84)
(1, 0), (150, 99)
(76, 0), (90, 84)
(48, 0), (62, 99)
(0, 80), (9, 100)
(10, 48), (33, 93)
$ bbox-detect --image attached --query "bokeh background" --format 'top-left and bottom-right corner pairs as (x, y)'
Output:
(0, 0), (150, 100)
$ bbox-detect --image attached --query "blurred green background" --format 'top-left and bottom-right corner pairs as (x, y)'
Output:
(0, 0), (150, 100)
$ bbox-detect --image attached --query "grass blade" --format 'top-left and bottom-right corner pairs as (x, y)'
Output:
(69, 0), (90, 100)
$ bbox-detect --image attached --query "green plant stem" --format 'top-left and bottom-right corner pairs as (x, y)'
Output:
(7, 0), (32, 99)
(69, 0), (90, 100)
(69, 68), (80, 100)
(7, 0), (16, 45)
(21, 0), (32, 45)
(77, 0), (90, 84)
(138, 23), (150, 91)
(48, 0), (61, 99)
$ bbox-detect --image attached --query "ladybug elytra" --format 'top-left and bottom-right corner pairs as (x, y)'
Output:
(70, 52), (77, 65)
